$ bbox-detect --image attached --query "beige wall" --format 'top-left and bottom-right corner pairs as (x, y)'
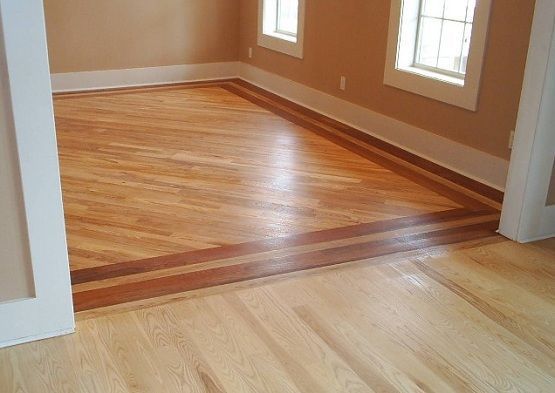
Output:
(239, 0), (535, 159)
(44, 0), (240, 73)
(0, 38), (35, 302)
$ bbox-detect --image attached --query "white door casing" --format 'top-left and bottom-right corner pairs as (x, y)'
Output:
(500, 0), (555, 242)
(0, 0), (74, 348)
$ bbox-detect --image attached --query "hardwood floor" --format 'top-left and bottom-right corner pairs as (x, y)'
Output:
(1, 238), (554, 392)
(54, 80), (503, 311)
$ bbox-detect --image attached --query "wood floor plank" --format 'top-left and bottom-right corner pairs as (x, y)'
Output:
(133, 306), (227, 393)
(230, 289), (372, 393)
(413, 255), (555, 361)
(292, 305), (399, 393)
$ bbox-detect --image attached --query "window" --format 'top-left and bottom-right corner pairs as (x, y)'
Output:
(275, 0), (299, 37)
(384, 0), (492, 111)
(258, 0), (305, 58)
(415, 0), (476, 78)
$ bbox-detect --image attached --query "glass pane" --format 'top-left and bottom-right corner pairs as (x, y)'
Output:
(466, 0), (476, 22)
(437, 20), (465, 73)
(422, 0), (445, 18)
(444, 0), (468, 22)
(417, 17), (442, 67)
(276, 0), (299, 35)
(459, 23), (473, 73)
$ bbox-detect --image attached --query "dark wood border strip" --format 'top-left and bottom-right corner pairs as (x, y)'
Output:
(71, 208), (484, 285)
(226, 80), (504, 204)
(73, 220), (500, 312)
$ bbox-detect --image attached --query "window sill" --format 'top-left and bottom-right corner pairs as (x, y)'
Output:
(257, 33), (304, 59)
(263, 31), (297, 43)
(384, 65), (478, 111)
(398, 65), (465, 87)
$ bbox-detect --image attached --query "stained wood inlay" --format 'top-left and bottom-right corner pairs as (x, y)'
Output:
(54, 80), (503, 311)
(73, 218), (499, 312)
(70, 208), (483, 285)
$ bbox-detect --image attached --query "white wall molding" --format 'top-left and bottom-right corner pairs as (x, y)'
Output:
(239, 64), (509, 191)
(51, 62), (240, 93)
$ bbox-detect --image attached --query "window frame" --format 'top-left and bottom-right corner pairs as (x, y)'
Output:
(384, 0), (492, 111)
(257, 0), (305, 59)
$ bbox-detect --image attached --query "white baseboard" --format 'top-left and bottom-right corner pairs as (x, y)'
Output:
(239, 64), (509, 191)
(50, 62), (240, 93)
(50, 61), (509, 191)
(0, 327), (74, 349)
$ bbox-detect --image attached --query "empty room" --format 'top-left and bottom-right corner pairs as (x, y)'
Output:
(1, 0), (554, 392)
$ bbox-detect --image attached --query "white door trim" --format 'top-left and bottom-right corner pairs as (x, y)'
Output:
(499, 0), (555, 242)
(0, 0), (74, 348)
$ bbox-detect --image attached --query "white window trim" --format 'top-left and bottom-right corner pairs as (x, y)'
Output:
(384, 0), (492, 111)
(257, 0), (305, 59)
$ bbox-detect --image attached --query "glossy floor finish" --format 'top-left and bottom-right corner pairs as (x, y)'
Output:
(54, 80), (502, 311)
(1, 238), (554, 392)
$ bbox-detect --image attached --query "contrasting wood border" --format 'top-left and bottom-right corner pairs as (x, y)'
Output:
(56, 80), (504, 313)
(73, 218), (500, 311)
(71, 208), (483, 285)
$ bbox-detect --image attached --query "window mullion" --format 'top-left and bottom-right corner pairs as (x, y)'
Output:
(275, 0), (280, 32)
(413, 0), (426, 66)
(458, 1), (471, 73)
(458, 23), (468, 74)
(434, 0), (447, 68)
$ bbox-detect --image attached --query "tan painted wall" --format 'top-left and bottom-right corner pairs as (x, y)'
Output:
(239, 0), (535, 159)
(0, 38), (35, 302)
(44, 0), (240, 73)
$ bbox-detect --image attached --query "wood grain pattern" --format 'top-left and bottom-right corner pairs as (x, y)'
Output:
(2, 239), (554, 393)
(70, 208), (479, 284)
(55, 83), (462, 271)
(223, 81), (501, 210)
(72, 218), (500, 311)
(54, 80), (505, 312)
(229, 80), (505, 203)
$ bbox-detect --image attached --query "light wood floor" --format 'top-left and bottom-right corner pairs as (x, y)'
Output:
(1, 238), (554, 392)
